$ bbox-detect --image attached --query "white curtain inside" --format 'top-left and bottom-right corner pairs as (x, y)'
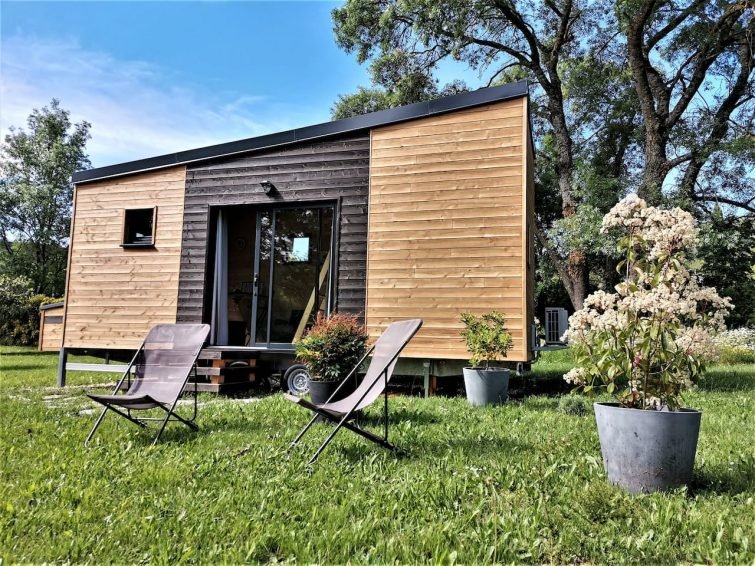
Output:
(210, 209), (229, 345)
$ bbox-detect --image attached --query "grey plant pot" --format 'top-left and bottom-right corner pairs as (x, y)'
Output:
(594, 402), (702, 494)
(462, 367), (510, 406)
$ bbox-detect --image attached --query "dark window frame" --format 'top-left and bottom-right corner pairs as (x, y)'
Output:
(121, 207), (157, 248)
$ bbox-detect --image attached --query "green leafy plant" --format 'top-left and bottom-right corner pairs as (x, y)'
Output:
(459, 311), (513, 369)
(563, 195), (732, 410)
(295, 313), (368, 382)
(557, 395), (589, 416)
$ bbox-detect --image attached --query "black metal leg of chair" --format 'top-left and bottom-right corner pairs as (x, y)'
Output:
(152, 398), (181, 445)
(307, 409), (357, 465)
(84, 405), (110, 447)
(288, 413), (320, 451)
(164, 406), (200, 431)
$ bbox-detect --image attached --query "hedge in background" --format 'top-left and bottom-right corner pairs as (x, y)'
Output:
(0, 275), (61, 346)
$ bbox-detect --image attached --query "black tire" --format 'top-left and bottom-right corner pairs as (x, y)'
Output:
(283, 364), (310, 396)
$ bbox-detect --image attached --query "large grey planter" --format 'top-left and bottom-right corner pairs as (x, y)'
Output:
(463, 367), (510, 406)
(594, 402), (702, 494)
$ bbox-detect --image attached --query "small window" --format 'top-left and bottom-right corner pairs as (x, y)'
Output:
(122, 207), (156, 247)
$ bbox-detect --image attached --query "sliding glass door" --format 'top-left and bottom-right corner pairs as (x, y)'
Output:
(251, 205), (334, 348)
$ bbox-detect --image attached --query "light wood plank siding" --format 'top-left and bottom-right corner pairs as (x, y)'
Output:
(39, 305), (65, 352)
(177, 135), (370, 324)
(524, 98), (536, 361)
(62, 167), (186, 349)
(367, 98), (531, 360)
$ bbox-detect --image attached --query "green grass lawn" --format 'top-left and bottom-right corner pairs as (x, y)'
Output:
(1, 347), (754, 563)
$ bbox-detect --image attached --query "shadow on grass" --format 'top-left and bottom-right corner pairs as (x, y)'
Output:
(697, 369), (755, 393)
(0, 363), (50, 372)
(1, 351), (57, 357)
(690, 466), (755, 496)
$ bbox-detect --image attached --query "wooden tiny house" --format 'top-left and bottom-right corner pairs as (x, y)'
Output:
(56, 81), (535, 387)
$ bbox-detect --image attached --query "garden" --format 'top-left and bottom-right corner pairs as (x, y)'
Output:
(1, 351), (754, 563)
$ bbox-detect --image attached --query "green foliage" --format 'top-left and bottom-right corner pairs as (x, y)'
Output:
(557, 395), (589, 416)
(459, 311), (513, 369)
(0, 99), (90, 295)
(696, 215), (755, 327)
(0, 275), (61, 346)
(546, 204), (612, 258)
(295, 313), (368, 382)
(1, 346), (754, 563)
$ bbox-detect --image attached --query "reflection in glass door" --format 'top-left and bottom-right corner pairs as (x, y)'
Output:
(251, 206), (334, 347)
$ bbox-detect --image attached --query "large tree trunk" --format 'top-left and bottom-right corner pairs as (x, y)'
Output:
(545, 82), (588, 310)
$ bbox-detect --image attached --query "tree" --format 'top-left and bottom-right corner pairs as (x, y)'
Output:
(0, 99), (91, 295)
(331, 0), (755, 310)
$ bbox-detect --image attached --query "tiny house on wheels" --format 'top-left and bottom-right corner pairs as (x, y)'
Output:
(50, 80), (535, 393)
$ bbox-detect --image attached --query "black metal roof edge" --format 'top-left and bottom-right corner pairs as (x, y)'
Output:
(72, 80), (529, 184)
(39, 302), (64, 311)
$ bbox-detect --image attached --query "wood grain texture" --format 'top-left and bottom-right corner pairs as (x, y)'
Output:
(367, 98), (532, 360)
(177, 135), (370, 325)
(39, 305), (65, 352)
(62, 167), (186, 349)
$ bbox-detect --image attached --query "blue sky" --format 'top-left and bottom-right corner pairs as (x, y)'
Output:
(1, 1), (478, 167)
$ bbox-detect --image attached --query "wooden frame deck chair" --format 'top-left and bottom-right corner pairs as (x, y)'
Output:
(286, 319), (422, 464)
(84, 324), (210, 446)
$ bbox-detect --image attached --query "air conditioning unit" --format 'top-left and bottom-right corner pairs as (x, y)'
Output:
(545, 307), (569, 344)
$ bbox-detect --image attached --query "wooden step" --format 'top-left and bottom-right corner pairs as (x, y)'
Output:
(199, 349), (261, 361)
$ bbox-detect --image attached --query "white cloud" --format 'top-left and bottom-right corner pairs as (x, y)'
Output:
(1, 35), (322, 167)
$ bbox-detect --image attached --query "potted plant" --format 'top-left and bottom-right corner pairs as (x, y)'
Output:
(563, 195), (731, 493)
(295, 313), (369, 404)
(460, 311), (514, 406)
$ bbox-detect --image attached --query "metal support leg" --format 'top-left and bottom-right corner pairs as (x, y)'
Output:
(84, 406), (109, 447)
(57, 348), (68, 388)
(422, 360), (430, 398)
(384, 374), (389, 441)
(288, 413), (320, 450)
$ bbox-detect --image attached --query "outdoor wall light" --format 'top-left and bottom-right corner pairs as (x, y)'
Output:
(261, 180), (277, 195)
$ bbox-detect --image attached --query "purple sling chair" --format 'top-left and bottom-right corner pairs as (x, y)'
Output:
(286, 318), (422, 464)
(85, 324), (210, 446)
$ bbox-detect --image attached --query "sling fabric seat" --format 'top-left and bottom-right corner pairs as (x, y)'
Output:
(286, 318), (422, 464)
(85, 323), (210, 446)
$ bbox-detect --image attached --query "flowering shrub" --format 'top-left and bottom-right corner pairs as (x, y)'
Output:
(563, 195), (732, 410)
(295, 313), (368, 382)
(714, 328), (755, 364)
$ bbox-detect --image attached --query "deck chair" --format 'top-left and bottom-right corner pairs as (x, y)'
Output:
(84, 323), (210, 446)
(286, 318), (422, 464)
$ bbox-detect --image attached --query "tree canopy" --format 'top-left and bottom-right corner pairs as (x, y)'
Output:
(331, 0), (755, 316)
(0, 99), (91, 295)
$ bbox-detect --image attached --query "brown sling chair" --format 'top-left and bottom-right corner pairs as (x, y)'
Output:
(84, 324), (210, 446)
(286, 318), (423, 464)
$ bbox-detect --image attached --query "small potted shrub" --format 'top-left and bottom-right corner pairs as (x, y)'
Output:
(295, 313), (369, 404)
(460, 311), (514, 406)
(564, 195), (731, 493)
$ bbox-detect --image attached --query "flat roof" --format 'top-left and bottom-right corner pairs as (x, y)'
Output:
(73, 80), (528, 184)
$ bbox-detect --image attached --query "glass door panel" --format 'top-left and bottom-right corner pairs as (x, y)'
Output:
(251, 205), (334, 347)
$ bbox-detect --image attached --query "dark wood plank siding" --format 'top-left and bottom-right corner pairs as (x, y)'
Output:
(176, 135), (370, 324)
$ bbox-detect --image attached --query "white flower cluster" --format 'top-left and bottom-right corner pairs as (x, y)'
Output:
(563, 195), (732, 407)
(601, 194), (697, 259)
(675, 327), (719, 360)
(564, 367), (588, 385)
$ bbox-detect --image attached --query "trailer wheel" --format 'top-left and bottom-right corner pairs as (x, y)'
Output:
(284, 364), (310, 396)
